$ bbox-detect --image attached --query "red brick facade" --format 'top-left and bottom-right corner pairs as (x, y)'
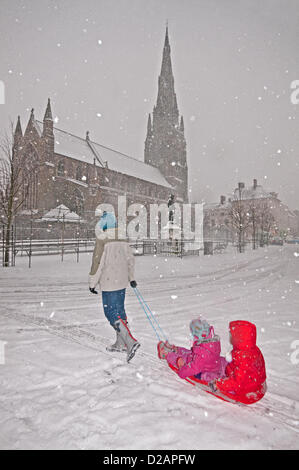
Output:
(13, 102), (175, 234)
(12, 27), (189, 237)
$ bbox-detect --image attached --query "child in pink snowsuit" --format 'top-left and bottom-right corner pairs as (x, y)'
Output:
(158, 317), (227, 382)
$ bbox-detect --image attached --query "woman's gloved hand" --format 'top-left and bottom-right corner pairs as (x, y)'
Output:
(130, 280), (137, 288)
(89, 287), (98, 294)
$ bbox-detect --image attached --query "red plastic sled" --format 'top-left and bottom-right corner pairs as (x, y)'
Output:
(168, 363), (266, 405)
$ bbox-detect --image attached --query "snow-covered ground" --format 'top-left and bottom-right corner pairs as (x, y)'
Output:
(0, 245), (299, 450)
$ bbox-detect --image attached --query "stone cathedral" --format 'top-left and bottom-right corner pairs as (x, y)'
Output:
(145, 26), (188, 203)
(13, 27), (189, 228)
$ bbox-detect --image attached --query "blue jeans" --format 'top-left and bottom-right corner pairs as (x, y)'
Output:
(102, 288), (127, 326)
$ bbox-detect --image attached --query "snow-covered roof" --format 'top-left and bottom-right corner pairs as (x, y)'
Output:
(35, 121), (172, 189)
(204, 183), (277, 211)
(204, 201), (232, 211)
(233, 185), (274, 201)
(41, 204), (83, 223)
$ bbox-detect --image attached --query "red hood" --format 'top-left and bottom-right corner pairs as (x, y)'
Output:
(229, 320), (257, 350)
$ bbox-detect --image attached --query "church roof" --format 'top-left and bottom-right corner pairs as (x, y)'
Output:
(35, 121), (172, 189)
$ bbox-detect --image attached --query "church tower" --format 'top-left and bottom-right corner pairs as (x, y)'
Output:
(144, 26), (188, 202)
(42, 98), (54, 161)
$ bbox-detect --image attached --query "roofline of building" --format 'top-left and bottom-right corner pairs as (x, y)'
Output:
(35, 119), (168, 173)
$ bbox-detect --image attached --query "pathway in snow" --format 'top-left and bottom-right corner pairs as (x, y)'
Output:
(0, 245), (298, 449)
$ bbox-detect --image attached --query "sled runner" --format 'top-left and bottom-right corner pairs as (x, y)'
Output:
(168, 363), (267, 405)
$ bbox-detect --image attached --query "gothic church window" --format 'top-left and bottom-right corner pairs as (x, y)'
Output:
(76, 166), (82, 181)
(22, 145), (39, 210)
(74, 189), (84, 216)
(57, 161), (65, 176)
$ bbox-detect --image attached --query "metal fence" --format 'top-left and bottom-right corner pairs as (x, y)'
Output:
(1, 236), (231, 269)
(1, 221), (232, 268)
(1, 221), (95, 267)
(130, 239), (204, 257)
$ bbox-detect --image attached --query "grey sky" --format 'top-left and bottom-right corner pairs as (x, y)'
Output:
(0, 0), (298, 208)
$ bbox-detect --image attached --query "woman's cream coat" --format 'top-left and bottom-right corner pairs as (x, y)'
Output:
(89, 229), (135, 292)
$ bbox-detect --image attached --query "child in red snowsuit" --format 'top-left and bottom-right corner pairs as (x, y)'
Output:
(216, 320), (267, 404)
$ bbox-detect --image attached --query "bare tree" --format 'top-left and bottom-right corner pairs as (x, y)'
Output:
(0, 121), (32, 266)
(248, 200), (259, 250)
(229, 189), (251, 253)
(258, 200), (275, 246)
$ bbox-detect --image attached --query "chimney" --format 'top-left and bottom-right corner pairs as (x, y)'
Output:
(220, 195), (226, 205)
(253, 178), (257, 189)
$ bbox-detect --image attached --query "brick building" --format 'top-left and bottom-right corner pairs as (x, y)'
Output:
(12, 27), (188, 236)
(204, 179), (299, 244)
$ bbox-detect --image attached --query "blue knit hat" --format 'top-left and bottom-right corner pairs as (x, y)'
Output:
(98, 211), (117, 231)
(95, 211), (117, 239)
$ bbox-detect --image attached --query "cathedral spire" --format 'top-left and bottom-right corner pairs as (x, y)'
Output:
(165, 22), (169, 47)
(146, 113), (152, 137)
(24, 108), (37, 137)
(144, 113), (153, 164)
(155, 26), (179, 123)
(43, 98), (54, 137)
(43, 98), (53, 121)
(180, 116), (184, 132)
(144, 26), (188, 202)
(161, 24), (171, 73)
(14, 115), (23, 138)
(42, 98), (54, 158)
(13, 115), (23, 153)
